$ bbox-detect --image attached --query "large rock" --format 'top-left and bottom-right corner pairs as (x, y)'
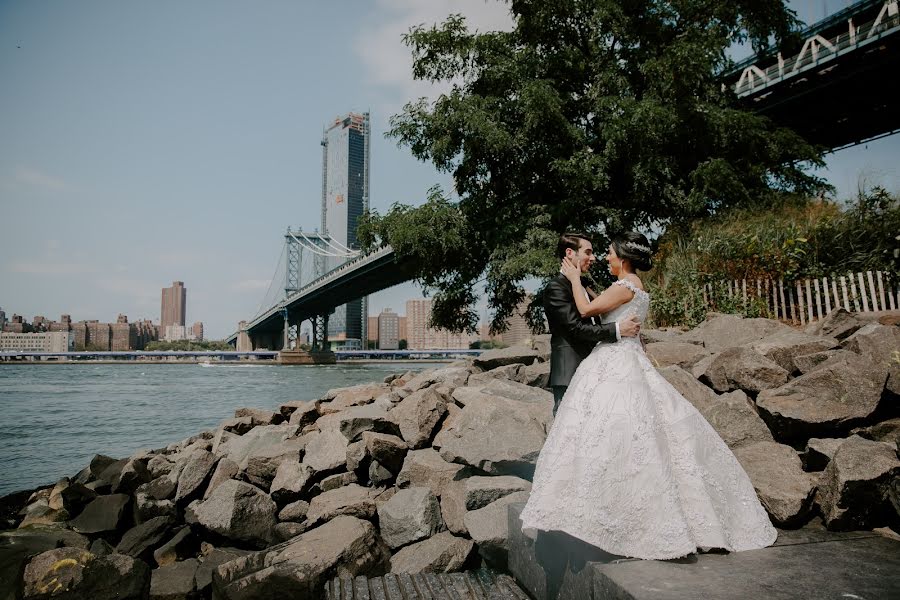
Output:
(153, 526), (199, 567)
(852, 418), (900, 445)
(47, 479), (97, 518)
(399, 366), (470, 393)
(680, 313), (792, 351)
(816, 435), (900, 530)
(802, 437), (846, 471)
(473, 346), (539, 370)
(733, 441), (816, 527)
(149, 558), (199, 600)
(214, 424), (299, 467)
(211, 516), (390, 600)
(269, 460), (314, 504)
(389, 531), (474, 574)
(243, 437), (306, 488)
(305, 484), (379, 525)
(134, 493), (176, 524)
(657, 365), (718, 413)
(112, 457), (152, 495)
(377, 488), (443, 549)
(194, 547), (251, 595)
(645, 342), (710, 369)
(319, 383), (389, 414)
(757, 355), (889, 441)
(793, 349), (852, 374)
(693, 347), (789, 394)
(805, 308), (864, 340)
(303, 430), (350, 474)
(467, 364), (522, 386)
(842, 323), (900, 395)
(396, 449), (466, 498)
(333, 405), (400, 442)
(115, 516), (174, 564)
(282, 401), (319, 427)
(462, 378), (554, 411)
(434, 395), (547, 479)
(185, 480), (276, 549)
(0, 526), (90, 600)
(202, 458), (239, 500)
(174, 449), (218, 504)
(515, 361), (551, 388)
(700, 390), (775, 449)
(22, 548), (150, 600)
(278, 500), (310, 523)
(463, 490), (531, 568)
(388, 388), (448, 449)
(440, 475), (531, 535)
(362, 432), (408, 474)
(748, 329), (839, 373)
(69, 494), (131, 536)
(234, 407), (283, 425)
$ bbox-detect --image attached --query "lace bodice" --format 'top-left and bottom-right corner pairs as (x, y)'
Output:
(601, 280), (650, 336)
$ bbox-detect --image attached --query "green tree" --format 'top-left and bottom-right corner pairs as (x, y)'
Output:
(359, 0), (828, 333)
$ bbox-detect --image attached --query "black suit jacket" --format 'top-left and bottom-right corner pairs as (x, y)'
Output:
(543, 273), (617, 387)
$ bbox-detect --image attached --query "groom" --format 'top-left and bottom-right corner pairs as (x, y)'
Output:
(544, 233), (641, 414)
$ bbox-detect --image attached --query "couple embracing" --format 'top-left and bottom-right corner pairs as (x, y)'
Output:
(519, 232), (777, 561)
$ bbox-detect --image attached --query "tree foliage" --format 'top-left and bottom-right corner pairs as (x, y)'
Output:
(359, 0), (829, 332)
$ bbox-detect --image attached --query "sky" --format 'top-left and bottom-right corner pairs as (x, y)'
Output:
(1, 0), (898, 340)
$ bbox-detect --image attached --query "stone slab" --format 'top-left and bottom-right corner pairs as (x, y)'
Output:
(325, 569), (530, 599)
(506, 502), (900, 600)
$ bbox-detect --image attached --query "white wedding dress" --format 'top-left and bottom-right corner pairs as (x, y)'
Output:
(520, 279), (777, 560)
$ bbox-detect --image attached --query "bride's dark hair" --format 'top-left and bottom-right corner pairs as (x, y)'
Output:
(611, 232), (653, 272)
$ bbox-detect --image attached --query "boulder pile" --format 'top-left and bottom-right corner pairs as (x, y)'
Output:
(2, 308), (898, 599)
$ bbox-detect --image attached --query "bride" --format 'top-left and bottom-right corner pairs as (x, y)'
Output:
(519, 232), (777, 560)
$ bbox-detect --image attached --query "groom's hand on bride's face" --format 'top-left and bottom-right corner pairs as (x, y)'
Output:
(619, 315), (640, 338)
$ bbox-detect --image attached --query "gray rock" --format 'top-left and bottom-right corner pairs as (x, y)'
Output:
(748, 329), (839, 373)
(89, 538), (115, 557)
(645, 342), (710, 369)
(47, 479), (97, 517)
(733, 441), (815, 527)
(243, 437), (306, 489)
(305, 484), (378, 525)
(69, 494), (131, 536)
(680, 313), (793, 351)
(185, 480), (276, 549)
(211, 516), (390, 600)
(214, 423), (299, 468)
(335, 404), (400, 442)
(281, 400), (319, 427)
(174, 449), (218, 504)
(140, 476), (177, 501)
(23, 548), (150, 600)
(515, 361), (551, 388)
(700, 390), (775, 449)
(641, 328), (690, 344)
(377, 487), (443, 549)
(362, 432), (408, 473)
(803, 438), (846, 471)
(434, 394), (547, 479)
(842, 323), (900, 395)
(116, 516), (175, 564)
(153, 526), (199, 567)
(345, 440), (368, 473)
(221, 416), (255, 435)
(112, 457), (152, 495)
(817, 435), (900, 530)
(149, 558), (199, 600)
(88, 454), (120, 480)
(464, 378), (555, 408)
(805, 307), (864, 340)
(473, 346), (539, 370)
(694, 346), (789, 393)
(388, 388), (448, 449)
(757, 355), (889, 441)
(439, 475), (530, 535)
(463, 490), (531, 568)
(396, 448), (466, 498)
(389, 531), (474, 574)
(368, 461), (394, 487)
(852, 418), (900, 445)
(134, 493), (176, 524)
(234, 407), (283, 425)
(657, 365), (718, 413)
(318, 471), (358, 492)
(18, 501), (68, 528)
(269, 460), (313, 504)
(202, 458), (239, 500)
(467, 364), (522, 386)
(0, 525), (90, 599)
(273, 521), (309, 543)
(793, 350), (853, 374)
(195, 547), (251, 594)
(278, 500), (309, 523)
(399, 366), (470, 393)
(303, 429), (350, 474)
(321, 383), (389, 412)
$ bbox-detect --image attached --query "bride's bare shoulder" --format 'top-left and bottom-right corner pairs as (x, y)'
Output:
(624, 274), (645, 291)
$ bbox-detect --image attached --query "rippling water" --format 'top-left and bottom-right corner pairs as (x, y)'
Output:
(0, 361), (441, 496)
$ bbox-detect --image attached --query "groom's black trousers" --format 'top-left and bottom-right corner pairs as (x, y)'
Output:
(552, 386), (566, 416)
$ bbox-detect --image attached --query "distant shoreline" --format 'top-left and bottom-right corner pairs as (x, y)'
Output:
(0, 358), (454, 365)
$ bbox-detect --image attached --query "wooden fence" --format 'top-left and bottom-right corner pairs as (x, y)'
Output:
(703, 271), (898, 326)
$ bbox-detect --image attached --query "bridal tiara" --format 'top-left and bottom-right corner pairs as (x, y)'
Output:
(623, 241), (651, 254)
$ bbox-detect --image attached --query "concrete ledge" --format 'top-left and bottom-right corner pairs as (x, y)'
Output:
(508, 503), (900, 599)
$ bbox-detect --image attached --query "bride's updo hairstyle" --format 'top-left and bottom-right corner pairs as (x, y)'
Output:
(611, 232), (653, 272)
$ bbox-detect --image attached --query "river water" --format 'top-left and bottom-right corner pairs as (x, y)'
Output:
(0, 362), (441, 496)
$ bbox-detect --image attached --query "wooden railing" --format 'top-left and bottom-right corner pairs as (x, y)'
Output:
(703, 271), (898, 325)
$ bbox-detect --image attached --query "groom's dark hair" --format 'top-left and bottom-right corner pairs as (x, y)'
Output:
(556, 233), (591, 259)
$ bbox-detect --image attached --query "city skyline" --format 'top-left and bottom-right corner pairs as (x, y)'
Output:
(2, 0), (898, 340)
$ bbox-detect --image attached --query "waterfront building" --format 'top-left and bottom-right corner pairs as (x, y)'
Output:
(498, 295), (537, 347)
(406, 299), (478, 350)
(0, 331), (74, 352)
(111, 314), (137, 351)
(377, 308), (400, 350)
(321, 111), (370, 346)
(161, 281), (186, 332)
(3, 315), (32, 333)
(49, 314), (72, 332)
(192, 321), (204, 341)
(0, 307), (5, 331)
(86, 321), (111, 351)
(367, 316), (378, 343)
